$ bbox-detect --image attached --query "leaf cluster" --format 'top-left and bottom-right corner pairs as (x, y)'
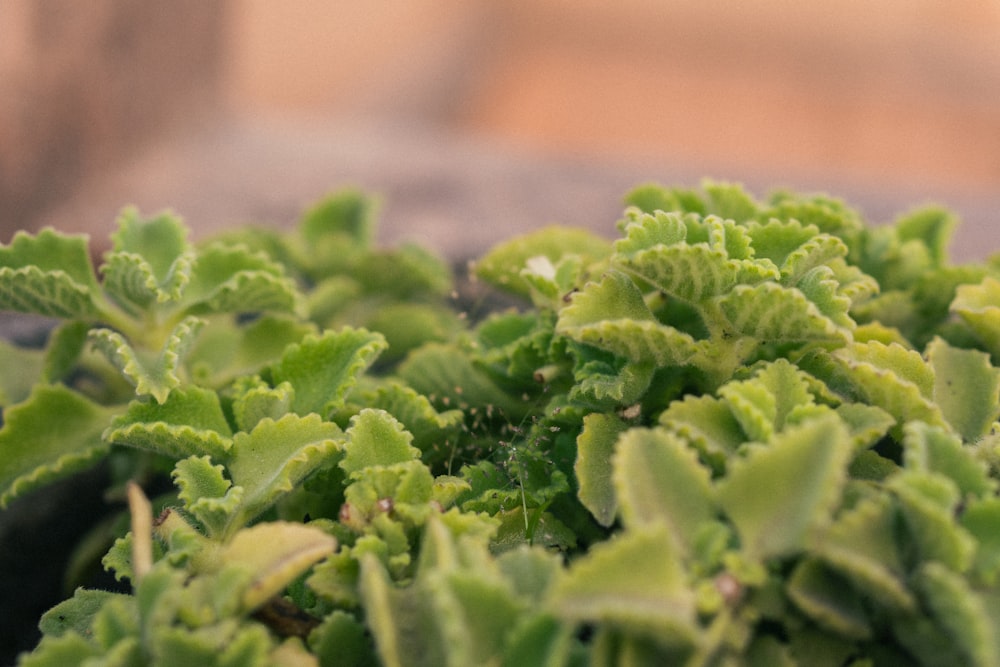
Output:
(6, 181), (1000, 665)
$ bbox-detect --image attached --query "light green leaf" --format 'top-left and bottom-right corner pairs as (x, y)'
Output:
(575, 413), (629, 527)
(813, 495), (915, 612)
(659, 394), (746, 466)
(786, 559), (871, 639)
(173, 455), (242, 536)
(300, 188), (376, 249)
(702, 179), (760, 221)
(340, 409), (421, 476)
(104, 386), (233, 460)
(0, 228), (101, 318)
(569, 352), (654, 408)
(927, 337), (1000, 441)
(896, 206), (956, 267)
(903, 421), (994, 498)
(227, 413), (344, 530)
(0, 384), (117, 507)
(617, 242), (753, 305)
(557, 271), (702, 367)
(916, 562), (996, 667)
(961, 498), (1000, 586)
(715, 282), (847, 343)
(230, 376), (295, 433)
(18, 634), (102, 666)
(952, 277), (1000, 359)
(889, 471), (976, 572)
(613, 208), (689, 255)
(357, 381), (464, 462)
(184, 243), (302, 315)
(38, 587), (128, 639)
(612, 427), (715, 554)
(88, 315), (205, 403)
(548, 525), (698, 648)
(474, 225), (611, 298)
(215, 521), (336, 612)
(0, 337), (44, 406)
(101, 208), (193, 313)
(717, 414), (852, 559)
(271, 327), (387, 418)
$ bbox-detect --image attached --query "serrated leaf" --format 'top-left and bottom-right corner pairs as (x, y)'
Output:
(617, 242), (754, 304)
(184, 243), (302, 315)
(927, 337), (1000, 441)
(173, 455), (242, 536)
(38, 587), (128, 639)
(659, 394), (746, 465)
(89, 315), (205, 403)
(952, 277), (1000, 359)
(717, 414), (852, 559)
(916, 562), (996, 667)
(231, 376), (295, 433)
(358, 382), (464, 463)
(226, 413), (343, 530)
(0, 228), (101, 318)
(0, 384), (118, 507)
(340, 409), (421, 476)
(101, 208), (193, 313)
(612, 427), (715, 554)
(903, 421), (994, 498)
(575, 413), (629, 527)
(569, 351), (654, 408)
(271, 327), (386, 418)
(548, 525), (698, 647)
(104, 386), (233, 460)
(715, 282), (847, 343)
(786, 559), (871, 639)
(889, 471), (976, 571)
(474, 226), (611, 298)
(557, 271), (702, 367)
(624, 183), (707, 216)
(813, 495), (915, 612)
(613, 209), (689, 255)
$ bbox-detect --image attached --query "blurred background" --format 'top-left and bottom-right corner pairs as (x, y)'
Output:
(1, 0), (999, 259)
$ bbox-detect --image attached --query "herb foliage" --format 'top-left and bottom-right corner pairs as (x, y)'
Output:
(3, 182), (1000, 665)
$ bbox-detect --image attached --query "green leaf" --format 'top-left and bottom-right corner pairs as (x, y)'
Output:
(89, 315), (205, 403)
(271, 327), (387, 418)
(557, 270), (702, 367)
(18, 633), (102, 666)
(0, 337), (44, 406)
(575, 413), (629, 527)
(38, 587), (127, 638)
(889, 471), (976, 572)
(101, 208), (193, 313)
(659, 394), (746, 466)
(613, 427), (715, 554)
(717, 414), (852, 559)
(916, 562), (996, 667)
(0, 233), (101, 319)
(927, 337), (1000, 441)
(813, 495), (915, 612)
(952, 277), (1000, 359)
(902, 421), (994, 498)
(0, 384), (117, 507)
(962, 498), (1000, 586)
(104, 386), (233, 460)
(173, 455), (241, 536)
(715, 282), (848, 343)
(340, 409), (421, 476)
(474, 225), (611, 298)
(896, 206), (956, 267)
(702, 179), (760, 221)
(227, 413), (344, 530)
(215, 521), (336, 611)
(548, 525), (698, 648)
(300, 188), (376, 249)
(184, 243), (302, 316)
(356, 381), (464, 463)
(786, 559), (871, 639)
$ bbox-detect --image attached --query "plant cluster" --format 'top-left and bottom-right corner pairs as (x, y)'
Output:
(3, 182), (1000, 666)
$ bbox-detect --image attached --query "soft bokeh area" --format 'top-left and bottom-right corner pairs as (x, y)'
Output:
(2, 0), (999, 258)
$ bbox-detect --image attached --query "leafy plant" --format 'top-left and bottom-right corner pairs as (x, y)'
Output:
(4, 181), (1000, 665)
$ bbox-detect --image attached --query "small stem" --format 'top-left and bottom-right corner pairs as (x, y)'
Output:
(127, 482), (154, 584)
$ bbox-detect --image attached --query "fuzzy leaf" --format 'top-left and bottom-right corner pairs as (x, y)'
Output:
(101, 208), (193, 313)
(961, 498), (1000, 586)
(104, 386), (233, 460)
(548, 525), (698, 647)
(340, 409), (421, 476)
(0, 228), (101, 319)
(716, 282), (848, 343)
(813, 495), (915, 612)
(889, 471), (976, 571)
(717, 415), (852, 559)
(927, 337), (1000, 441)
(0, 385), (118, 507)
(569, 351), (654, 408)
(184, 243), (302, 315)
(786, 559), (871, 639)
(88, 316), (205, 403)
(613, 427), (714, 554)
(217, 521), (337, 612)
(702, 180), (760, 221)
(271, 327), (387, 418)
(227, 413), (344, 529)
(0, 338), (44, 406)
(173, 455), (242, 536)
(902, 421), (994, 498)
(357, 382), (464, 460)
(575, 413), (629, 527)
(916, 562), (996, 667)
(474, 225), (611, 298)
(557, 270), (702, 367)
(659, 394), (746, 464)
(952, 277), (1000, 358)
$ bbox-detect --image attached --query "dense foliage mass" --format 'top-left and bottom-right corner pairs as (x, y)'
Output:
(3, 182), (1000, 665)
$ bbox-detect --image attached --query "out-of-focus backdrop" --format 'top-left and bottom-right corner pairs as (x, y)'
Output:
(2, 0), (999, 258)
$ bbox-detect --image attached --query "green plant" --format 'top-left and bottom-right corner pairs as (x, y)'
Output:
(3, 181), (1000, 666)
